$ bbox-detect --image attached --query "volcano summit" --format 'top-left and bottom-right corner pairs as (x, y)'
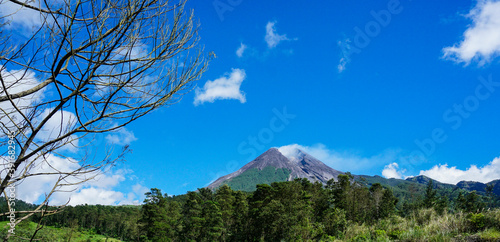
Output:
(207, 147), (343, 191)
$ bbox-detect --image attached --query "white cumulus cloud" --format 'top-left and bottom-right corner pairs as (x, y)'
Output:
(418, 156), (500, 184)
(0, 153), (147, 205)
(443, 0), (500, 65)
(66, 187), (125, 206)
(382, 162), (405, 179)
(1, 153), (81, 204)
(0, 66), (45, 132)
(236, 43), (247, 57)
(194, 68), (246, 105)
(36, 108), (79, 152)
(63, 170), (148, 206)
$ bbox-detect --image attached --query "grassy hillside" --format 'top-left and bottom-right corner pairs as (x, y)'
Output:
(221, 166), (291, 191)
(341, 208), (500, 241)
(0, 221), (121, 241)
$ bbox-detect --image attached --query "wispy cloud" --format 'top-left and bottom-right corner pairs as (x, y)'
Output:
(194, 68), (246, 105)
(105, 127), (138, 146)
(265, 21), (296, 49)
(337, 38), (353, 73)
(277, 143), (399, 174)
(236, 43), (247, 57)
(443, 0), (500, 65)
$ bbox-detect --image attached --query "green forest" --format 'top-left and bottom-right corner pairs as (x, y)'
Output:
(1, 174), (500, 241)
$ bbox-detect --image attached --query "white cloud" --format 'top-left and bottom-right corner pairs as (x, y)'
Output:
(278, 145), (304, 162)
(1, 153), (83, 204)
(86, 170), (128, 189)
(419, 156), (500, 184)
(36, 108), (79, 152)
(277, 143), (399, 173)
(265, 21), (295, 48)
(0, 0), (45, 30)
(236, 43), (247, 57)
(338, 58), (348, 73)
(65, 168), (147, 205)
(337, 39), (353, 73)
(36, 108), (77, 139)
(67, 180), (148, 206)
(443, 0), (500, 65)
(0, 153), (147, 205)
(132, 183), (149, 195)
(382, 162), (405, 179)
(66, 187), (125, 206)
(281, 143), (500, 183)
(63, 182), (146, 206)
(193, 68), (246, 105)
(0, 66), (45, 131)
(105, 127), (137, 146)
(132, 184), (149, 196)
(113, 41), (148, 60)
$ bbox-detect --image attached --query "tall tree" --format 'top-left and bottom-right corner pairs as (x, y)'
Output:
(330, 173), (371, 222)
(140, 188), (181, 241)
(464, 191), (485, 213)
(322, 207), (347, 238)
(423, 180), (437, 208)
(485, 184), (496, 208)
(369, 183), (384, 219)
(230, 190), (249, 241)
(0, 0), (209, 228)
(215, 184), (235, 241)
(330, 174), (352, 212)
(379, 189), (398, 218)
(434, 195), (449, 215)
(182, 191), (204, 241)
(456, 191), (467, 211)
(248, 180), (316, 240)
(200, 200), (223, 241)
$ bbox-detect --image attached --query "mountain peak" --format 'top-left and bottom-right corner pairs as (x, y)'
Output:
(207, 146), (343, 191)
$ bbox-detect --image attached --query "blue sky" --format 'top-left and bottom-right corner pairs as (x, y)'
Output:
(126, 0), (500, 196)
(2, 0), (500, 205)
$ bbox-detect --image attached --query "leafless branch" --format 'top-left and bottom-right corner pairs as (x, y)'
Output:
(0, 0), (209, 237)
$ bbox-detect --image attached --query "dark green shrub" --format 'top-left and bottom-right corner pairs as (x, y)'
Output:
(388, 229), (404, 240)
(352, 234), (368, 241)
(483, 210), (500, 229)
(372, 229), (387, 239)
(468, 213), (486, 231)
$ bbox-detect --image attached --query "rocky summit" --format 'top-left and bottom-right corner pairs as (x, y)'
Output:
(207, 147), (343, 191)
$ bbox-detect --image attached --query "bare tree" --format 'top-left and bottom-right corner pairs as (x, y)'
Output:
(0, 0), (209, 234)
